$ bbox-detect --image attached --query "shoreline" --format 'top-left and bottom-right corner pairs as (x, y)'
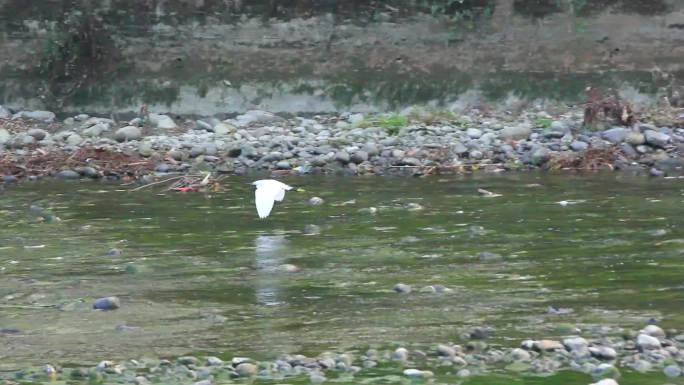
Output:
(1, 105), (683, 186)
(1, 324), (681, 384)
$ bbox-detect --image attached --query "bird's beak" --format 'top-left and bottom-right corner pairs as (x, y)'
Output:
(295, 187), (306, 192)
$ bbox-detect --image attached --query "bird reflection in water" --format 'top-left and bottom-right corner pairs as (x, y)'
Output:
(254, 235), (288, 306)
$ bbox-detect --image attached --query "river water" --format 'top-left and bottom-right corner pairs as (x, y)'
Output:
(1, 173), (683, 383)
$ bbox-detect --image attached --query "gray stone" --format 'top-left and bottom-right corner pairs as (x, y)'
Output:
(644, 130), (670, 148)
(0, 105), (10, 119)
(213, 122), (236, 135)
(639, 324), (666, 338)
(195, 120), (213, 131)
(533, 340), (563, 351)
(27, 128), (48, 141)
(563, 337), (589, 352)
(235, 362), (258, 377)
(10, 134), (34, 148)
(66, 133), (83, 146)
(469, 150), (483, 159)
(138, 141), (154, 157)
(82, 123), (109, 137)
(335, 151), (350, 164)
(308, 197), (324, 205)
(363, 143), (379, 156)
(570, 141), (589, 151)
(400, 157), (422, 166)
(403, 369), (433, 379)
(636, 333), (661, 350)
(393, 283), (411, 294)
(0, 128), (10, 144)
(148, 113), (177, 129)
(236, 110), (284, 126)
(190, 146), (205, 157)
(391, 347), (409, 361)
(452, 141), (468, 155)
(626, 131), (645, 145)
(93, 296), (120, 310)
(275, 160), (291, 170)
(500, 125), (531, 140)
(589, 377), (619, 385)
(601, 127), (628, 143)
(114, 126), (142, 142)
(509, 348), (531, 361)
(466, 127), (483, 139)
(589, 346), (617, 360)
(437, 344), (457, 357)
(56, 170), (80, 179)
(531, 147), (551, 165)
(663, 365), (681, 378)
(350, 150), (369, 164)
(14, 110), (55, 122)
(77, 167), (99, 178)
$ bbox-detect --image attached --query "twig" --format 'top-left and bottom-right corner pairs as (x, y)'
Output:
(129, 175), (186, 191)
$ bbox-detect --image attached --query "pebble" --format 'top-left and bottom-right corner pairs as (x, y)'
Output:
(308, 197), (324, 205)
(663, 364), (681, 377)
(636, 333), (661, 350)
(93, 296), (121, 310)
(393, 283), (411, 294)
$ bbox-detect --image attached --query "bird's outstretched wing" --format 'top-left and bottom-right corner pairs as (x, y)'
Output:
(255, 186), (276, 218)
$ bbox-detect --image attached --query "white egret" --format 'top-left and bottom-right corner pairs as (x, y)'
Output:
(252, 179), (293, 218)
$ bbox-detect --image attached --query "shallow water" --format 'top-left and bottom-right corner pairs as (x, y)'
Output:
(1, 173), (684, 383)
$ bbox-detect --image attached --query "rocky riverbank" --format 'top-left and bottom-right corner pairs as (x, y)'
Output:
(1, 104), (683, 184)
(3, 323), (682, 385)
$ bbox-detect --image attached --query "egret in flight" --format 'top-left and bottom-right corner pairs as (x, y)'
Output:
(252, 179), (294, 219)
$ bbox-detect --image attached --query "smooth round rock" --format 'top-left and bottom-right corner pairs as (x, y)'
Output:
(308, 197), (324, 205)
(114, 126), (142, 142)
(56, 170), (80, 180)
(93, 296), (120, 310)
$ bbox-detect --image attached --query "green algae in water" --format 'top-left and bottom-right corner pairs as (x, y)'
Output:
(1, 173), (684, 385)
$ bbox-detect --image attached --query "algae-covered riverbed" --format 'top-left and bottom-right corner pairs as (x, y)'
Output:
(1, 173), (684, 384)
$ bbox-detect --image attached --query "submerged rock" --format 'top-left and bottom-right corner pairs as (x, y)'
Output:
(93, 296), (120, 310)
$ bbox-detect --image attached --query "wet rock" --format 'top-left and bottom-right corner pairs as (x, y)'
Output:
(478, 251), (503, 261)
(114, 126), (142, 142)
(403, 369), (433, 379)
(27, 128), (48, 141)
(400, 157), (422, 166)
(591, 363), (620, 379)
(148, 113), (177, 129)
(76, 166), (98, 178)
(636, 334), (661, 350)
(663, 364), (681, 377)
(93, 296), (120, 310)
(644, 130), (670, 148)
(276, 264), (300, 273)
(393, 283), (411, 294)
(590, 379), (619, 385)
(107, 248), (123, 257)
(178, 356), (199, 366)
(308, 197), (324, 205)
(470, 326), (490, 340)
(303, 224), (321, 235)
(456, 368), (471, 378)
(56, 170), (80, 180)
(235, 362), (258, 377)
(391, 347), (409, 361)
(639, 324), (666, 338)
